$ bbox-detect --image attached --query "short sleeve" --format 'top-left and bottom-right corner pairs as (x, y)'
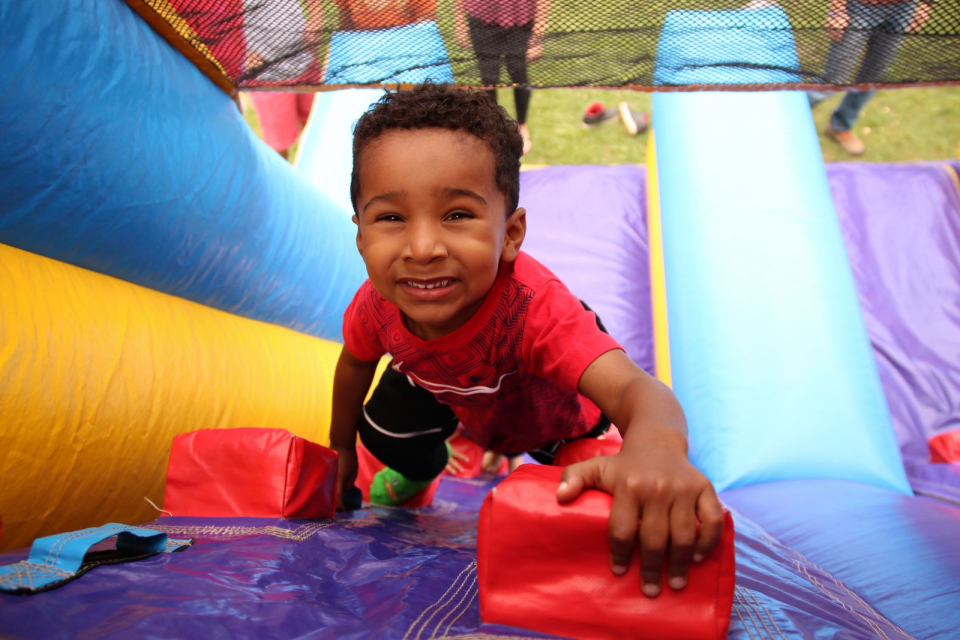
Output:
(520, 280), (623, 394)
(342, 280), (388, 362)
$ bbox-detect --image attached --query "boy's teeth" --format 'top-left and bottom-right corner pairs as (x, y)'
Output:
(409, 280), (450, 289)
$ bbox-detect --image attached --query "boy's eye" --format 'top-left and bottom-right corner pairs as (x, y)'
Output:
(445, 210), (474, 221)
(375, 213), (403, 223)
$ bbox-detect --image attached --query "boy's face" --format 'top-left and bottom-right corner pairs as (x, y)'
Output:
(354, 128), (526, 341)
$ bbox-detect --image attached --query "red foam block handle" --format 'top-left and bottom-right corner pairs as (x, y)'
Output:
(163, 428), (337, 519)
(478, 465), (736, 640)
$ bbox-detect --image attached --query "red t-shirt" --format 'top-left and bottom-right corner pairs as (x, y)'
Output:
(343, 252), (623, 453)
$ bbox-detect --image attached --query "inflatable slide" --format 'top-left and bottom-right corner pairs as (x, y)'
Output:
(2, 2), (960, 638)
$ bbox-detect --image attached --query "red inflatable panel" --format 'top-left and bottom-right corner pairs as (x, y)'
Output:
(355, 441), (441, 508)
(553, 437), (623, 466)
(930, 431), (960, 463)
(478, 465), (735, 640)
(163, 428), (337, 519)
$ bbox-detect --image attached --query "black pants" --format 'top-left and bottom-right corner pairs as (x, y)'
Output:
(356, 303), (611, 480)
(467, 15), (533, 124)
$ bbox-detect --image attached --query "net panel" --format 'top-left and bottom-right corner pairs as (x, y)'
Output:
(126, 0), (960, 93)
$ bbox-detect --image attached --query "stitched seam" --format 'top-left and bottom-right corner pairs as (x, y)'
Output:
(437, 578), (478, 638)
(44, 524), (130, 567)
(413, 563), (476, 640)
(282, 434), (296, 518)
(734, 585), (768, 639)
(795, 559), (889, 638)
(432, 572), (478, 638)
(728, 506), (914, 640)
(402, 562), (476, 640)
(147, 522), (332, 541)
(737, 586), (777, 640)
(744, 585), (787, 640)
(732, 594), (760, 640)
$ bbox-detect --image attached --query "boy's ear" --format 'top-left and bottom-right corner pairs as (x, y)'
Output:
(352, 214), (363, 257)
(500, 207), (527, 263)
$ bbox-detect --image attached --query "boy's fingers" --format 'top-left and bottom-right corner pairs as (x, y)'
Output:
(557, 460), (601, 502)
(666, 498), (697, 590)
(692, 488), (725, 561)
(607, 490), (641, 577)
(638, 501), (669, 597)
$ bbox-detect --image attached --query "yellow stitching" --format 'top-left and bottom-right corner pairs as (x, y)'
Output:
(413, 563), (477, 640)
(431, 572), (476, 637)
(147, 522), (332, 541)
(729, 507), (915, 640)
(45, 525), (129, 567)
(733, 599), (760, 640)
(824, 571), (912, 638)
(0, 562), (72, 589)
(416, 565), (476, 640)
(437, 575), (478, 638)
(744, 585), (787, 640)
(795, 560), (889, 639)
(735, 585), (768, 639)
(737, 586), (778, 640)
(402, 562), (476, 640)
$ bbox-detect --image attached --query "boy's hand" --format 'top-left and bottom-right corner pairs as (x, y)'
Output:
(334, 446), (359, 511)
(556, 429), (723, 597)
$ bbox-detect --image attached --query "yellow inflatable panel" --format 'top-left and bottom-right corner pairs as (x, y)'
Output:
(0, 243), (345, 551)
(645, 131), (673, 388)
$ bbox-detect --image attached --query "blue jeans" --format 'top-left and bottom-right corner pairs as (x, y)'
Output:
(808, 0), (916, 132)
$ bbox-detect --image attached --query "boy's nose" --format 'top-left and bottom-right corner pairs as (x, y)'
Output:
(403, 223), (447, 263)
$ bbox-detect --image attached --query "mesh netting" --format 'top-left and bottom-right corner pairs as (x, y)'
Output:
(129, 0), (959, 92)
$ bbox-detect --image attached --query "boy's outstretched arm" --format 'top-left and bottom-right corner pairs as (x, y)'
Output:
(561, 350), (724, 597)
(330, 348), (379, 510)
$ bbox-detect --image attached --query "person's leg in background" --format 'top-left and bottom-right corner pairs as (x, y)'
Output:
(503, 22), (534, 155)
(816, 2), (907, 155)
(467, 15), (504, 110)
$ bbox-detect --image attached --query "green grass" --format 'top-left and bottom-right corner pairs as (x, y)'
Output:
(243, 86), (960, 166)
(518, 86), (960, 165)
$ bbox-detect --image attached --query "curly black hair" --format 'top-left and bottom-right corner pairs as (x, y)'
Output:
(350, 84), (523, 214)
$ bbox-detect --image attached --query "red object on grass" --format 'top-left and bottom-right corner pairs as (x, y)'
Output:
(478, 465), (736, 640)
(355, 441), (441, 508)
(163, 428), (337, 519)
(584, 100), (605, 117)
(930, 430), (960, 463)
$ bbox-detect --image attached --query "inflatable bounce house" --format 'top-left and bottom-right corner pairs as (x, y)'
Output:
(2, 1), (960, 637)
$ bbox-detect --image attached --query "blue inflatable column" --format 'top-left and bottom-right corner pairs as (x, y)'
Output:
(652, 8), (910, 493)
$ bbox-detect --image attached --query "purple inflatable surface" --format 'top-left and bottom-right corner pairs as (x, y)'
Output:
(5, 474), (960, 638)
(520, 165), (653, 375)
(520, 162), (960, 498)
(829, 161), (960, 501)
(4, 163), (959, 638)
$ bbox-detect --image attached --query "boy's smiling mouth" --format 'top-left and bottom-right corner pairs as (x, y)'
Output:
(398, 277), (460, 302)
(401, 278), (454, 290)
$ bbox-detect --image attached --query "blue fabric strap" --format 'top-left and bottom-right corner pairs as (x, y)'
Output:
(0, 523), (191, 593)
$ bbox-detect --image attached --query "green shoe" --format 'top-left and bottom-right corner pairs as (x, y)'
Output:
(369, 467), (433, 506)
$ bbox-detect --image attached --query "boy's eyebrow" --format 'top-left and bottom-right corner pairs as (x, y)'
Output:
(439, 187), (487, 206)
(362, 190), (405, 213)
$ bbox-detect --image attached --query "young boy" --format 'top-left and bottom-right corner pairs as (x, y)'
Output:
(330, 84), (723, 598)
